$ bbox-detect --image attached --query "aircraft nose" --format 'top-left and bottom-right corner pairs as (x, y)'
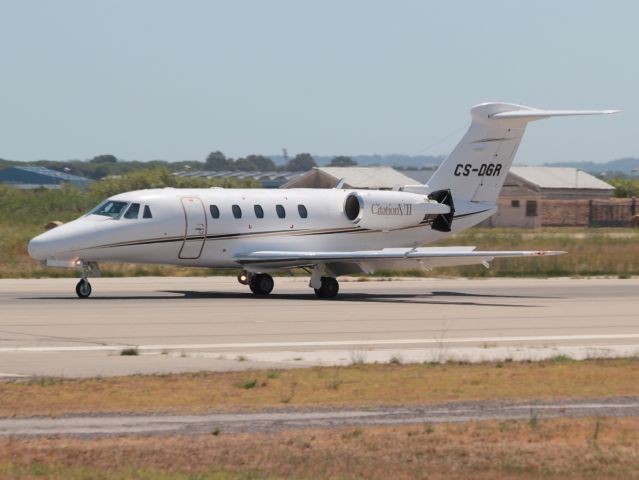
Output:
(28, 227), (74, 261)
(28, 232), (54, 261)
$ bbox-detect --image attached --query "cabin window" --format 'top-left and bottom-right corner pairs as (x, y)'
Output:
(526, 200), (538, 217)
(124, 203), (140, 219)
(276, 204), (286, 219)
(254, 205), (264, 218)
(143, 205), (153, 219)
(298, 204), (308, 218)
(210, 205), (220, 219)
(232, 204), (242, 219)
(89, 200), (128, 219)
(511, 200), (520, 208)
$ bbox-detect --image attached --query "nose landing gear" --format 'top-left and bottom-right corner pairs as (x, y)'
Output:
(75, 261), (100, 298)
(75, 279), (92, 298)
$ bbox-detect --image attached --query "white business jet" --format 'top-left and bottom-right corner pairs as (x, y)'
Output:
(28, 103), (618, 298)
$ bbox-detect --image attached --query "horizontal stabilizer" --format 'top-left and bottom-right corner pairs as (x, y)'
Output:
(424, 102), (620, 203)
(491, 108), (620, 120)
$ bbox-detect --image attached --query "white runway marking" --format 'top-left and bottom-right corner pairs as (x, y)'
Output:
(4, 333), (639, 353)
(0, 372), (28, 378)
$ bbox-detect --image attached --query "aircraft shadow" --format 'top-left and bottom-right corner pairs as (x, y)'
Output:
(21, 290), (543, 308)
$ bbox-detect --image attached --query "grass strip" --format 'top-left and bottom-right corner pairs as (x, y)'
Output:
(2, 417), (639, 479)
(4, 225), (639, 278)
(2, 358), (639, 417)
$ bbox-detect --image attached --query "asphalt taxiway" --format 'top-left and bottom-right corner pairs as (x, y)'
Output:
(1, 276), (638, 378)
(2, 397), (639, 437)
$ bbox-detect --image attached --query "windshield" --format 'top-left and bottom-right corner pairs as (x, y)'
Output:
(88, 200), (129, 219)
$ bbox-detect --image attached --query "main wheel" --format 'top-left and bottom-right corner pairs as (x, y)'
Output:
(314, 277), (339, 299)
(249, 273), (274, 295)
(75, 279), (92, 298)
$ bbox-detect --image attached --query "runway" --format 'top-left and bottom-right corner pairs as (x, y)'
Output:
(1, 276), (638, 378)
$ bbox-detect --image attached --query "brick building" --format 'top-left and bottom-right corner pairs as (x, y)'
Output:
(484, 167), (615, 227)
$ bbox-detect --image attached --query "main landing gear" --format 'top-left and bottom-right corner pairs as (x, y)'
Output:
(308, 266), (339, 299)
(314, 276), (339, 299)
(238, 271), (274, 296)
(250, 273), (274, 295)
(238, 269), (340, 299)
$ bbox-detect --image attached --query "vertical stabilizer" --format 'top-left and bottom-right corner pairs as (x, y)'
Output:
(424, 103), (619, 203)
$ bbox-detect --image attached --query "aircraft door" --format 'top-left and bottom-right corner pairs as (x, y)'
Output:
(178, 197), (207, 259)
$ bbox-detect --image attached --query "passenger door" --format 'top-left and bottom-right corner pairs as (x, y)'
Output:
(179, 197), (206, 259)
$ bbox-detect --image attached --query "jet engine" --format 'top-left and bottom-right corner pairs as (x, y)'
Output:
(343, 191), (451, 231)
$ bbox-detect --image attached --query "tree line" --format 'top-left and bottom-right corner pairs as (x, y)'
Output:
(204, 151), (356, 171)
(0, 152), (358, 181)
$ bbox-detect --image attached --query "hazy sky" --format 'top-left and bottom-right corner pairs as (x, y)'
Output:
(0, 1), (636, 164)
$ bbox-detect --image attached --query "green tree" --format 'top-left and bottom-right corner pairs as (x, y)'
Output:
(90, 154), (117, 163)
(245, 154), (276, 171)
(205, 151), (231, 171)
(285, 153), (316, 171)
(233, 157), (258, 171)
(609, 178), (639, 198)
(328, 156), (357, 167)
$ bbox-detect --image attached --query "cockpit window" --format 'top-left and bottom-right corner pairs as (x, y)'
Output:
(124, 203), (140, 219)
(143, 205), (153, 219)
(89, 200), (129, 219)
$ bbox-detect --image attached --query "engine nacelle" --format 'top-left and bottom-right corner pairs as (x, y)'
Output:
(343, 191), (451, 231)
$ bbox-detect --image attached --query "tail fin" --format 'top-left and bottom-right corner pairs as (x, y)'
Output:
(424, 103), (619, 203)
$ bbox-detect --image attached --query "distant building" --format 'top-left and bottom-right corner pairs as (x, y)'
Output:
(281, 166), (419, 190)
(487, 167), (615, 227)
(0, 166), (91, 189)
(399, 167), (437, 185)
(175, 170), (306, 188)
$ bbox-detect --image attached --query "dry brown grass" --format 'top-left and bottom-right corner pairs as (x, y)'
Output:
(2, 417), (639, 479)
(3, 359), (639, 418)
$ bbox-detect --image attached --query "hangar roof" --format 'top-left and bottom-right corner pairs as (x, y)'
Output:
(0, 166), (90, 188)
(510, 166), (614, 190)
(282, 166), (417, 189)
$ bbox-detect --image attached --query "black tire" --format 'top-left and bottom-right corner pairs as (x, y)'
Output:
(249, 273), (274, 295)
(75, 280), (92, 298)
(314, 277), (339, 299)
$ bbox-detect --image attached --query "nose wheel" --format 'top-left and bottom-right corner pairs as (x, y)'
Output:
(75, 279), (92, 298)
